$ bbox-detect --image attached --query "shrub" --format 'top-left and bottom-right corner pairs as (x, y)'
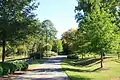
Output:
(43, 51), (58, 57)
(67, 54), (79, 59)
(0, 66), (3, 76)
(7, 63), (17, 73)
(0, 62), (16, 75)
(1, 63), (10, 75)
(16, 63), (23, 71)
(29, 52), (43, 59)
(29, 53), (34, 58)
(12, 60), (29, 71)
(12, 61), (21, 71)
(0, 61), (29, 76)
(20, 61), (28, 71)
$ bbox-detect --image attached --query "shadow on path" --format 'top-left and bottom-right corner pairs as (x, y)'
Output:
(70, 76), (92, 80)
(10, 56), (69, 80)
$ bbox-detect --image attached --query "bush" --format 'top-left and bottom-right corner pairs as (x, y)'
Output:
(0, 62), (16, 75)
(29, 53), (34, 58)
(21, 61), (28, 71)
(7, 63), (17, 73)
(12, 61), (21, 71)
(12, 60), (28, 71)
(43, 51), (58, 57)
(0, 66), (3, 76)
(67, 54), (79, 59)
(16, 63), (23, 71)
(29, 52), (43, 59)
(0, 63), (10, 75)
(0, 60), (29, 76)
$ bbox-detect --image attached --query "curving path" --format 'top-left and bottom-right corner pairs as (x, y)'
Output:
(10, 56), (69, 80)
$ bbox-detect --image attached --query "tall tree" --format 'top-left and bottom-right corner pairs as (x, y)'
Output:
(61, 28), (77, 54)
(56, 40), (63, 54)
(41, 20), (57, 52)
(0, 0), (39, 62)
(75, 0), (120, 68)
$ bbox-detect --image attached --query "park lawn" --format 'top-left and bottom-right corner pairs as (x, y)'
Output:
(62, 56), (120, 80)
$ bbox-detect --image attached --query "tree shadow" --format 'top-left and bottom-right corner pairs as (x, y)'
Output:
(63, 68), (92, 72)
(70, 76), (92, 80)
(114, 59), (120, 63)
(74, 58), (101, 66)
(33, 68), (63, 72)
(62, 58), (100, 67)
(66, 57), (112, 67)
(63, 66), (111, 73)
(92, 67), (101, 72)
(87, 61), (101, 67)
(10, 75), (70, 80)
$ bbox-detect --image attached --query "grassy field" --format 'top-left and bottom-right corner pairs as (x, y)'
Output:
(62, 56), (120, 80)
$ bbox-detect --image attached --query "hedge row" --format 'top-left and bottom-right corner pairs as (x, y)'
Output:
(0, 60), (29, 76)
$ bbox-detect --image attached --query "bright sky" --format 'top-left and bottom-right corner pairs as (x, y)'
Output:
(34, 0), (78, 38)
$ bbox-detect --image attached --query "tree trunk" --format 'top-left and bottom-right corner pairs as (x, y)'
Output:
(82, 53), (84, 59)
(100, 52), (103, 68)
(46, 30), (47, 52)
(103, 53), (105, 57)
(118, 53), (120, 59)
(2, 29), (6, 63)
(67, 43), (68, 54)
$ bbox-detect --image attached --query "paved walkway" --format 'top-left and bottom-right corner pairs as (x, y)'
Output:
(10, 56), (69, 80)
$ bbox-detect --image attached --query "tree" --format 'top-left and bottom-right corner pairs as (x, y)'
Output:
(41, 20), (57, 52)
(75, 0), (120, 21)
(56, 40), (63, 54)
(71, 29), (90, 59)
(61, 28), (77, 54)
(0, 0), (39, 62)
(75, 0), (120, 68)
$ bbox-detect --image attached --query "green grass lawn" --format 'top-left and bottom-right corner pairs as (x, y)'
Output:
(62, 56), (120, 80)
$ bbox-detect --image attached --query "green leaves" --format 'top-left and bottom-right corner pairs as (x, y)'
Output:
(56, 40), (63, 53)
(41, 20), (57, 39)
(75, 0), (120, 55)
(0, 0), (39, 40)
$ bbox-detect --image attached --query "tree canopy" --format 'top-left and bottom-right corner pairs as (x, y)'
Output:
(66, 0), (120, 68)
